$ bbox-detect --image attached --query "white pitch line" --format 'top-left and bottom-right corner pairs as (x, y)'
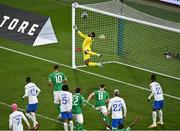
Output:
(0, 45), (180, 101)
(0, 101), (63, 124)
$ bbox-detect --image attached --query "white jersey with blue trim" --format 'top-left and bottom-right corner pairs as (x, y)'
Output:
(23, 82), (41, 104)
(150, 82), (164, 101)
(9, 111), (28, 131)
(59, 91), (72, 112)
(108, 96), (127, 119)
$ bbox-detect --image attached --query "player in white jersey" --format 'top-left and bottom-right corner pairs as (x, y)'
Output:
(148, 74), (164, 128)
(9, 103), (30, 131)
(22, 77), (41, 130)
(108, 89), (127, 130)
(59, 84), (73, 131)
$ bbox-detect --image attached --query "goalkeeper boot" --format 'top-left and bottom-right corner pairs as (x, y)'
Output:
(97, 62), (103, 67)
(97, 54), (102, 57)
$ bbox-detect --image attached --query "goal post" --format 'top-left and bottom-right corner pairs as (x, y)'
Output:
(72, 1), (180, 80)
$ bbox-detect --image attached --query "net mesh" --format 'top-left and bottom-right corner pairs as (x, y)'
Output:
(73, 0), (180, 78)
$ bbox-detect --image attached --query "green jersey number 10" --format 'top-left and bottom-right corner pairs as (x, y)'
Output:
(55, 75), (62, 83)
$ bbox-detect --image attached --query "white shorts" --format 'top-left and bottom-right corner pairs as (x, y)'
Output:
(73, 114), (84, 124)
(95, 106), (108, 114)
(53, 91), (61, 104)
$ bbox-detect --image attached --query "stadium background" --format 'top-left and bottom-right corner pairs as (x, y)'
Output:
(0, 0), (180, 130)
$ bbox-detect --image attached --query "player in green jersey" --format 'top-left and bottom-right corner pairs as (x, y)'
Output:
(87, 84), (110, 129)
(48, 65), (67, 118)
(72, 88), (94, 130)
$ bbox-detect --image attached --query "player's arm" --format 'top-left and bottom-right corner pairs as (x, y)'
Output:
(69, 93), (73, 112)
(21, 112), (30, 129)
(107, 100), (112, 114)
(22, 87), (28, 99)
(83, 99), (95, 108)
(48, 75), (53, 89)
(63, 74), (68, 83)
(73, 25), (87, 39)
(148, 85), (155, 101)
(122, 99), (127, 118)
(87, 92), (95, 102)
(9, 115), (12, 130)
(36, 86), (41, 97)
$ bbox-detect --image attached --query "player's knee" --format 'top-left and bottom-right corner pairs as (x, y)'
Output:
(84, 61), (89, 66)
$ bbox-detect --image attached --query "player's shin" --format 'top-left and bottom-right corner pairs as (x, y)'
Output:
(88, 62), (98, 66)
(158, 110), (163, 123)
(26, 113), (38, 126)
(69, 120), (73, 131)
(64, 122), (68, 131)
(152, 111), (157, 125)
(31, 112), (38, 127)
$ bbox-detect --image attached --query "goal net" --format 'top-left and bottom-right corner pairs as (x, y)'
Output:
(72, 0), (180, 80)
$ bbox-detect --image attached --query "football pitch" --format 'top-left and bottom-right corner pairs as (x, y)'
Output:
(0, 0), (180, 130)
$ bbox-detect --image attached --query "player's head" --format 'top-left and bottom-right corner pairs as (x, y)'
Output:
(11, 103), (17, 112)
(88, 32), (95, 38)
(54, 64), (59, 70)
(26, 77), (31, 83)
(62, 84), (69, 91)
(75, 87), (81, 93)
(99, 84), (105, 89)
(151, 73), (156, 82)
(114, 89), (119, 96)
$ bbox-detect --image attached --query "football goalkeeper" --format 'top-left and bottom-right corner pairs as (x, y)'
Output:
(74, 25), (102, 67)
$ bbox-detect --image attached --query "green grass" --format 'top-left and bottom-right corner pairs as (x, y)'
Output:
(0, 0), (180, 130)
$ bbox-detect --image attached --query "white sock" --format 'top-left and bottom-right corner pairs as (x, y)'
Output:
(64, 122), (68, 131)
(31, 112), (38, 127)
(158, 110), (163, 123)
(26, 113), (38, 127)
(69, 120), (73, 131)
(152, 111), (157, 125)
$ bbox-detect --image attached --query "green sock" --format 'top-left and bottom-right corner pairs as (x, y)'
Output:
(102, 114), (110, 125)
(78, 123), (83, 130)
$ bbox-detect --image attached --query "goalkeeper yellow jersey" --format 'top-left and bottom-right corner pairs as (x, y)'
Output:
(78, 31), (93, 51)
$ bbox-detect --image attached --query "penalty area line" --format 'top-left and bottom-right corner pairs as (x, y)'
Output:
(0, 45), (180, 101)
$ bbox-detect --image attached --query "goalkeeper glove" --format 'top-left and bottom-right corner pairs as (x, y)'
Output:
(73, 25), (79, 32)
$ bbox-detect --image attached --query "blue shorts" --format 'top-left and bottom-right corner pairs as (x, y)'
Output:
(26, 103), (38, 113)
(112, 119), (124, 129)
(153, 100), (164, 110)
(61, 112), (72, 120)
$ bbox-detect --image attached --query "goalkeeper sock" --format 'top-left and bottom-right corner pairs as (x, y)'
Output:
(87, 51), (98, 56)
(88, 62), (98, 66)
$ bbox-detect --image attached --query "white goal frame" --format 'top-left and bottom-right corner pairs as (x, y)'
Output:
(72, 2), (180, 81)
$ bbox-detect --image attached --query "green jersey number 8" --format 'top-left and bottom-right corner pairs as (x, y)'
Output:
(98, 92), (103, 100)
(55, 75), (62, 83)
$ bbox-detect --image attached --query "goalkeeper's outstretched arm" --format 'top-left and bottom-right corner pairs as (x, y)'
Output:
(73, 25), (87, 38)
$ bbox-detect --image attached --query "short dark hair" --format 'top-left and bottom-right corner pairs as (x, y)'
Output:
(54, 65), (59, 70)
(151, 73), (156, 82)
(91, 32), (95, 38)
(26, 77), (31, 83)
(75, 88), (81, 93)
(100, 84), (105, 88)
(62, 84), (69, 91)
(114, 89), (119, 96)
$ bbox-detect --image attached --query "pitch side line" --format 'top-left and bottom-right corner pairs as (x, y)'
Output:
(0, 46), (180, 101)
(0, 101), (63, 124)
